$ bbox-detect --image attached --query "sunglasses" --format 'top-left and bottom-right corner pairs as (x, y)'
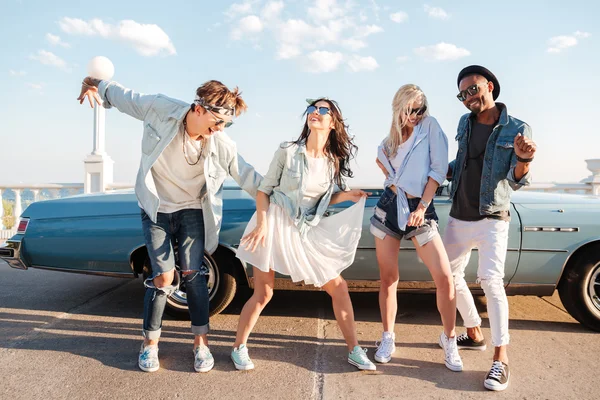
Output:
(306, 105), (331, 115)
(408, 105), (427, 116)
(456, 83), (487, 102)
(205, 107), (234, 128)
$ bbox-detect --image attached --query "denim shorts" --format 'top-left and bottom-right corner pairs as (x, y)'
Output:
(370, 187), (439, 246)
(141, 208), (208, 282)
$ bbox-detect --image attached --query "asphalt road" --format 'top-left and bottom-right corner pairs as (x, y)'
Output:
(1, 260), (598, 400)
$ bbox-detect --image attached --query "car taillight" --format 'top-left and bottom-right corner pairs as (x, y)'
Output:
(16, 218), (29, 234)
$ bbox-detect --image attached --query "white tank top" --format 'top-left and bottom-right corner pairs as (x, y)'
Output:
(300, 156), (330, 209)
(390, 132), (417, 171)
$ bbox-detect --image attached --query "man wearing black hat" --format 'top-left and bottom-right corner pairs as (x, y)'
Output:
(443, 65), (537, 391)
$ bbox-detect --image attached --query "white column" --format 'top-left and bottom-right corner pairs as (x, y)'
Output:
(585, 159), (600, 196)
(14, 189), (22, 221)
(0, 188), (4, 229)
(31, 189), (40, 202)
(84, 101), (114, 193)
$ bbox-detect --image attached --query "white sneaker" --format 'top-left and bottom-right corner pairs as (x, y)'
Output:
(374, 331), (396, 363)
(138, 344), (159, 372)
(439, 333), (463, 372)
(194, 345), (215, 373)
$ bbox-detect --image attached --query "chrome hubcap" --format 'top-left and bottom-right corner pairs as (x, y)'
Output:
(169, 255), (220, 308)
(588, 263), (600, 314)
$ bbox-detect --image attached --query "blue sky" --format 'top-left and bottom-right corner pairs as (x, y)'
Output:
(0, 0), (598, 186)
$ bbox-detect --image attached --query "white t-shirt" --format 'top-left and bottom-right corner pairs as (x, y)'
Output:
(300, 156), (330, 209)
(390, 132), (417, 171)
(151, 127), (207, 213)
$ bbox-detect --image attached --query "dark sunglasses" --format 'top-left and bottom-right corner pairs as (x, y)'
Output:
(306, 105), (331, 115)
(409, 105), (427, 116)
(456, 83), (486, 102)
(205, 107), (234, 128)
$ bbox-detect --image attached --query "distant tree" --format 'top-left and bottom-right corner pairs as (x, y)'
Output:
(2, 199), (15, 230)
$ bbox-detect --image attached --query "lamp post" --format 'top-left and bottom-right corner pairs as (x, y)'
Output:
(84, 56), (115, 194)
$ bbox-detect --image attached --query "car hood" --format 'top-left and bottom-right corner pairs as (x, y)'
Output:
(511, 191), (600, 205)
(22, 188), (257, 220)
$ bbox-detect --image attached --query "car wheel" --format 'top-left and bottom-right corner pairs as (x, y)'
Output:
(142, 250), (237, 319)
(558, 246), (600, 332)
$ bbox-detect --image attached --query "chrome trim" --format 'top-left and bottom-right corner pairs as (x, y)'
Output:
(555, 237), (600, 287)
(524, 226), (580, 232)
(30, 265), (136, 278)
(521, 248), (569, 253)
(260, 278), (554, 296)
(0, 240), (28, 270)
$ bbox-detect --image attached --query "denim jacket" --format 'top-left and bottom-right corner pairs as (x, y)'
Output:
(448, 103), (532, 215)
(258, 141), (347, 235)
(97, 80), (262, 254)
(377, 116), (448, 230)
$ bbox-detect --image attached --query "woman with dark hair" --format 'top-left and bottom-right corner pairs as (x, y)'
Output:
(230, 98), (375, 371)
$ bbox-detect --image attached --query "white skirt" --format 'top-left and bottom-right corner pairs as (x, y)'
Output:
(236, 197), (366, 287)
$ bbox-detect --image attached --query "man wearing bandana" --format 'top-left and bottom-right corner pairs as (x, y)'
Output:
(78, 77), (262, 373)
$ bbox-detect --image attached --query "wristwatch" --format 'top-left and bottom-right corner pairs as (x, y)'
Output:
(419, 199), (429, 209)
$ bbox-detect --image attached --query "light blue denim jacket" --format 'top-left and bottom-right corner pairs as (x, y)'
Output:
(448, 103), (532, 215)
(258, 141), (347, 235)
(377, 116), (448, 230)
(97, 80), (262, 254)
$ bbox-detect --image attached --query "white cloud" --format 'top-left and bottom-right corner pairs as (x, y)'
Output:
(414, 42), (470, 61)
(231, 15), (264, 40)
(225, 2), (385, 71)
(424, 5), (449, 20)
(369, 0), (381, 21)
(308, 0), (347, 22)
(547, 31), (591, 53)
(574, 31), (591, 38)
(9, 70), (26, 76)
(347, 55), (379, 72)
(261, 1), (284, 21)
(225, 1), (255, 18)
(342, 38), (367, 51)
(355, 24), (383, 37)
(390, 12), (408, 23)
(29, 50), (70, 71)
(304, 51), (344, 73)
(396, 56), (410, 63)
(46, 33), (70, 48)
(59, 17), (176, 57)
(26, 82), (44, 90)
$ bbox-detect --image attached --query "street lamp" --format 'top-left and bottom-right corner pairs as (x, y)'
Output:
(83, 56), (115, 194)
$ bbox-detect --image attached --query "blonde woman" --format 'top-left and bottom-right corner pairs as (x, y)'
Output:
(371, 85), (462, 371)
(230, 98), (376, 372)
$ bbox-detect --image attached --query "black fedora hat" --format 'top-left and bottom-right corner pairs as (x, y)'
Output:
(457, 65), (500, 100)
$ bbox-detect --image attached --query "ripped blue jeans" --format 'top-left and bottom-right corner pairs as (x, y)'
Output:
(141, 208), (210, 340)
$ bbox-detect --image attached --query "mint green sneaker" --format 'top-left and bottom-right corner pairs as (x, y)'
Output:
(231, 344), (255, 370)
(348, 346), (376, 371)
(194, 345), (215, 373)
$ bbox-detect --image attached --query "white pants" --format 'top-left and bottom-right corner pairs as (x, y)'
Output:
(443, 216), (510, 347)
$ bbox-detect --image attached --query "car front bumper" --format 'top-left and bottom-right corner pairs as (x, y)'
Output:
(0, 240), (28, 270)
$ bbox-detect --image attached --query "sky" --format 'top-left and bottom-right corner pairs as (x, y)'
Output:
(0, 0), (598, 187)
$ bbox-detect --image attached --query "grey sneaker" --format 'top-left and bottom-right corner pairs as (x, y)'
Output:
(138, 344), (159, 372)
(348, 346), (376, 371)
(374, 332), (396, 363)
(231, 344), (255, 371)
(194, 345), (215, 373)
(484, 361), (510, 391)
(439, 333), (463, 372)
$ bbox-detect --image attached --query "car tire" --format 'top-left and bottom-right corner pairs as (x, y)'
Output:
(558, 246), (600, 332)
(142, 250), (237, 319)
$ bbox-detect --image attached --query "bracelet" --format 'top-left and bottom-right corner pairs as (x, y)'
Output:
(419, 199), (429, 209)
(516, 155), (534, 163)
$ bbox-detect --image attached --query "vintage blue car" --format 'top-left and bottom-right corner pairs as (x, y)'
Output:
(1, 186), (600, 331)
